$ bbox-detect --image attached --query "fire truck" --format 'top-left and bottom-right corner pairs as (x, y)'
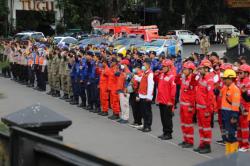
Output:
(93, 22), (159, 42)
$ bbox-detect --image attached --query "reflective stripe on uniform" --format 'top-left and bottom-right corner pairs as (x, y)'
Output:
(184, 134), (194, 138)
(180, 101), (191, 106)
(199, 81), (207, 87)
(203, 128), (211, 131)
(232, 102), (240, 107)
(203, 138), (211, 142)
(196, 104), (206, 109)
(239, 128), (249, 132)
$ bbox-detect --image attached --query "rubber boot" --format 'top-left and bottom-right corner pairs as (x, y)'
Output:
(199, 144), (211, 154)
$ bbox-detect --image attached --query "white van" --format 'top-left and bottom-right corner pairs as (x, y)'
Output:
(197, 24), (240, 41)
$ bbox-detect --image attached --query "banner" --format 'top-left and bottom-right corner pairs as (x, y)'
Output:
(226, 0), (250, 8)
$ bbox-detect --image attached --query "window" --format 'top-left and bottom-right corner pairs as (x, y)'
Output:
(63, 38), (77, 44)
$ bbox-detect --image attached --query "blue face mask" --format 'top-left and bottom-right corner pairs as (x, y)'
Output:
(141, 66), (146, 71)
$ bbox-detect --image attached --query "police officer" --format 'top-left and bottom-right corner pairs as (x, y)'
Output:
(51, 47), (61, 97)
(85, 51), (97, 111)
(70, 50), (80, 105)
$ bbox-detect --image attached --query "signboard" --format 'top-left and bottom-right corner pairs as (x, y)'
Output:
(226, 0), (250, 8)
(20, 0), (55, 11)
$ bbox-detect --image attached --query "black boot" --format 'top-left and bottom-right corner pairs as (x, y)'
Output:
(87, 105), (94, 111)
(52, 90), (57, 97)
(47, 89), (53, 95)
(70, 96), (79, 105)
(54, 91), (60, 97)
(108, 114), (120, 120)
(199, 144), (211, 154)
(66, 96), (73, 102)
(64, 94), (69, 100)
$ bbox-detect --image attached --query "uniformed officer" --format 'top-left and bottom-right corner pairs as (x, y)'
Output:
(51, 47), (61, 97)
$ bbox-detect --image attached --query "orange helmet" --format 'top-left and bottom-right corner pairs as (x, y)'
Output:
(183, 61), (196, 70)
(239, 64), (250, 72)
(162, 59), (173, 67)
(220, 63), (233, 70)
(199, 59), (212, 68)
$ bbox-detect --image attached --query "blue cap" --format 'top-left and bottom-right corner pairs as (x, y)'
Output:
(94, 51), (101, 57)
(39, 44), (46, 49)
(87, 50), (94, 56)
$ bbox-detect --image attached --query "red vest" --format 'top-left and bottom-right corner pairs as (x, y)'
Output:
(138, 70), (152, 95)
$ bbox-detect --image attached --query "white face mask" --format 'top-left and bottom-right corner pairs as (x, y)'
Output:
(120, 65), (125, 70)
(220, 72), (223, 77)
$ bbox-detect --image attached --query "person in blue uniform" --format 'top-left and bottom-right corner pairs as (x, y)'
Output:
(70, 51), (81, 105)
(85, 51), (96, 111)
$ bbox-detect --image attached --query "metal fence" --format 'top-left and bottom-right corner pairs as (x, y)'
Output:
(0, 126), (120, 166)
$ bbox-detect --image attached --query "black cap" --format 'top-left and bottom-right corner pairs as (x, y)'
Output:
(149, 51), (156, 56)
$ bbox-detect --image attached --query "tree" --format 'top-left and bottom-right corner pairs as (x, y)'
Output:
(0, 0), (8, 36)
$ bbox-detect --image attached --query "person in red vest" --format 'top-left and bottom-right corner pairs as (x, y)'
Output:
(135, 58), (154, 132)
(156, 59), (176, 140)
(236, 64), (250, 152)
(98, 58), (110, 116)
(178, 61), (196, 148)
(129, 65), (143, 128)
(194, 59), (216, 154)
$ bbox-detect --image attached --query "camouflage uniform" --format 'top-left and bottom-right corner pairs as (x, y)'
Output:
(59, 55), (66, 91)
(66, 56), (73, 97)
(47, 56), (53, 90)
(51, 54), (60, 95)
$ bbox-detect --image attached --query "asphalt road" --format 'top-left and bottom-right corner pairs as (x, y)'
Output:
(0, 44), (228, 166)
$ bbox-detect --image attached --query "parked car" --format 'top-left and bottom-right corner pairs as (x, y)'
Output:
(14, 32), (46, 41)
(167, 30), (200, 45)
(138, 39), (182, 56)
(53, 36), (78, 46)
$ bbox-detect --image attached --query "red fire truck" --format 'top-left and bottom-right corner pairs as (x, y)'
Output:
(93, 22), (159, 42)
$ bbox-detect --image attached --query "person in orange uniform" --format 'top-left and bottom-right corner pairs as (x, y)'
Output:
(214, 63), (233, 145)
(117, 59), (131, 124)
(108, 58), (120, 120)
(194, 59), (216, 154)
(221, 69), (241, 155)
(135, 58), (154, 132)
(156, 59), (176, 140)
(98, 58), (110, 116)
(178, 61), (196, 148)
(236, 64), (250, 152)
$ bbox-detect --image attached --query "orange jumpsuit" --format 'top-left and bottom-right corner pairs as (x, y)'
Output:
(108, 65), (120, 115)
(99, 66), (110, 113)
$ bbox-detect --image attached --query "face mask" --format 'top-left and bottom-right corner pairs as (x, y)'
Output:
(120, 65), (125, 70)
(220, 72), (223, 77)
(142, 66), (146, 71)
(132, 69), (137, 74)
